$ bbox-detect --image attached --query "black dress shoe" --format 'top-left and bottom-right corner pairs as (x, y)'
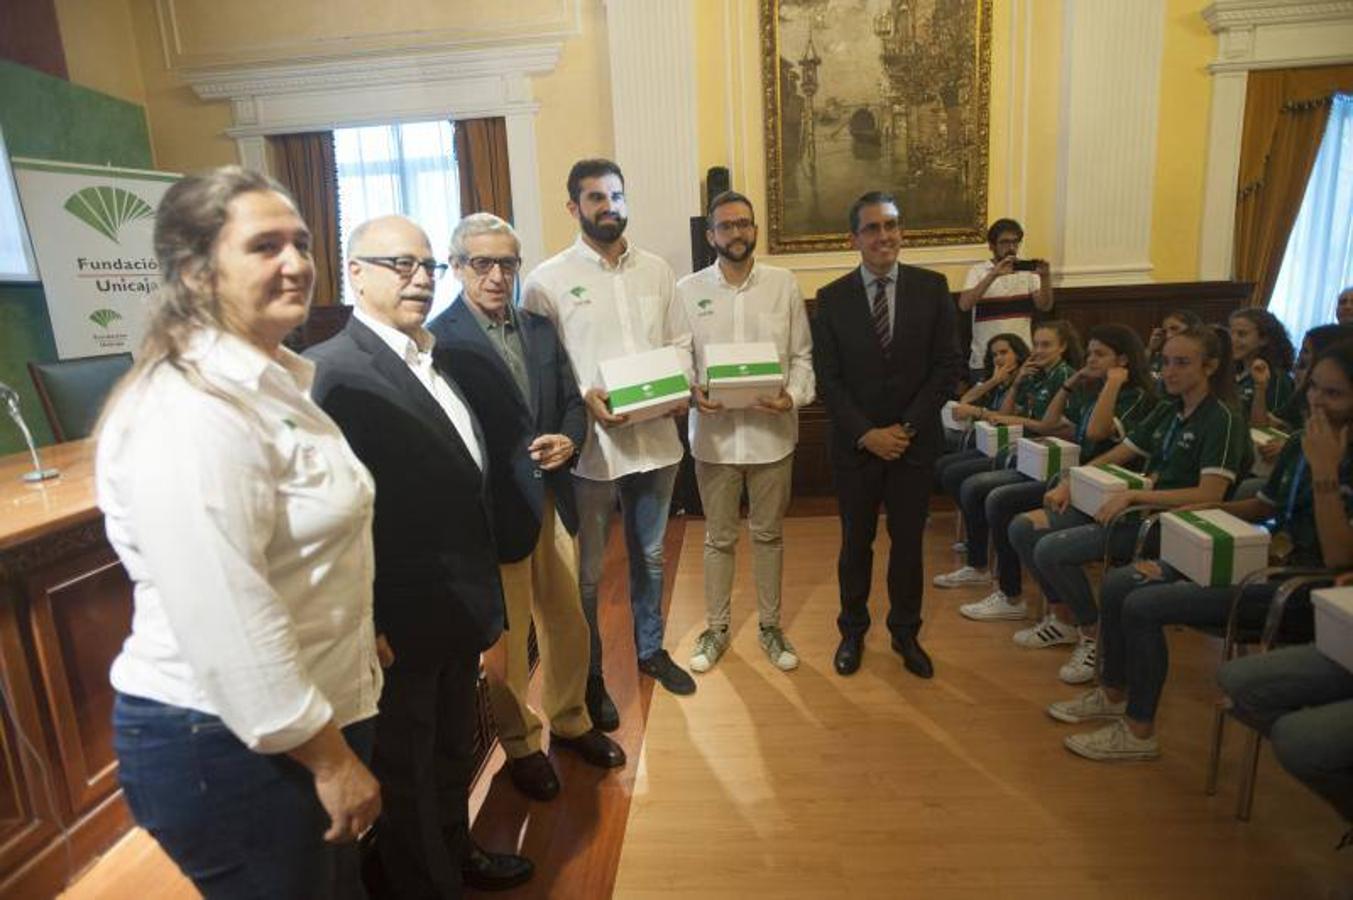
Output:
(586, 673), (620, 732)
(505, 751), (560, 801)
(834, 635), (863, 676)
(462, 842), (534, 892)
(637, 650), (697, 695)
(551, 728), (627, 768)
(891, 633), (934, 679)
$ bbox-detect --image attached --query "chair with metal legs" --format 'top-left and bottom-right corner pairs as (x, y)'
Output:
(1205, 567), (1330, 820)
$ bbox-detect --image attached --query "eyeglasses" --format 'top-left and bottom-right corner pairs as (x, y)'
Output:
(356, 256), (448, 279)
(459, 256), (523, 276)
(712, 218), (756, 235)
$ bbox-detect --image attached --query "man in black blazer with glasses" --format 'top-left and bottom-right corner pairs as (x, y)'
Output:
(811, 191), (962, 679)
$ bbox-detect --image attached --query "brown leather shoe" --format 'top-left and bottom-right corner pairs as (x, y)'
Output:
(551, 728), (626, 769)
(505, 751), (560, 801)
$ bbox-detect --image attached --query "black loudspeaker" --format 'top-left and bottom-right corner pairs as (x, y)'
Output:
(690, 216), (716, 273)
(705, 166), (730, 211)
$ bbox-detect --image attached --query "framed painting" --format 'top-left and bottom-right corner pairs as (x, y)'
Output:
(761, 0), (992, 252)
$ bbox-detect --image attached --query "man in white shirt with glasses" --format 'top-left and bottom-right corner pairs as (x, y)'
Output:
(523, 158), (698, 727)
(679, 191), (815, 674)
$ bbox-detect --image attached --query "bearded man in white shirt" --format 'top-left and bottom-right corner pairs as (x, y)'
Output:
(308, 215), (531, 897)
(523, 158), (698, 725)
(957, 218), (1054, 386)
(679, 191), (815, 674)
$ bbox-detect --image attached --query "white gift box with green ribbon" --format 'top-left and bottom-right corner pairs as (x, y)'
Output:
(975, 421), (1021, 457)
(1312, 587), (1353, 674)
(599, 346), (691, 422)
(1016, 436), (1080, 482)
(703, 341), (784, 410)
(1160, 508), (1270, 587)
(1069, 463), (1153, 516)
(1250, 426), (1289, 478)
(941, 400), (969, 431)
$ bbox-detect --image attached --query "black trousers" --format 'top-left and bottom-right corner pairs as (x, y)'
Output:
(373, 648), (479, 900)
(832, 455), (932, 640)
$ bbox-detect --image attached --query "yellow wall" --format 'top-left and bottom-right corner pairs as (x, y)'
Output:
(54, 0), (1217, 290)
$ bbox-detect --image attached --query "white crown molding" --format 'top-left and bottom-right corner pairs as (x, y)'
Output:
(185, 44), (562, 104)
(1203, 0), (1353, 31)
(1196, 0), (1353, 280)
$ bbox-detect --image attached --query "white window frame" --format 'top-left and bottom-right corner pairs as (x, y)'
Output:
(182, 43), (559, 272)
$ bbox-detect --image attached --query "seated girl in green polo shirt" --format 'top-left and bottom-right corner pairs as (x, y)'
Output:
(1259, 323), (1353, 467)
(942, 332), (1030, 455)
(953, 324), (1160, 620)
(1049, 338), (1353, 761)
(1147, 309), (1203, 381)
(1008, 326), (1252, 685)
(935, 322), (1080, 584)
(1231, 308), (1296, 430)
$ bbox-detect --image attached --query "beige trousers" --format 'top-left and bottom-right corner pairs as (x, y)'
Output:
(484, 489), (592, 757)
(694, 454), (795, 631)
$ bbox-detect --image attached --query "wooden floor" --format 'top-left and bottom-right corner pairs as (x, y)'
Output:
(61, 508), (1353, 899)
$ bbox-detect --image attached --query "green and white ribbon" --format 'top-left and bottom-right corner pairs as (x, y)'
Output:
(1095, 463), (1146, 489)
(608, 374), (690, 410)
(1044, 441), (1062, 480)
(994, 425), (1010, 452)
(706, 362), (783, 382)
(1172, 511), (1235, 586)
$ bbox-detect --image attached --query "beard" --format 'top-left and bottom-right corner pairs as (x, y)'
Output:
(581, 213), (627, 243)
(715, 236), (756, 263)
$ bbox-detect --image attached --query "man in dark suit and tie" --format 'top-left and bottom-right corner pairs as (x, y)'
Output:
(811, 192), (962, 679)
(429, 213), (625, 803)
(307, 215), (531, 898)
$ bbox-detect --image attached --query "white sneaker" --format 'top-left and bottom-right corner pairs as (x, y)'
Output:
(933, 565), (991, 588)
(1013, 615), (1078, 649)
(959, 590), (1028, 621)
(1064, 719), (1160, 761)
(1047, 687), (1127, 724)
(759, 626), (799, 672)
(689, 628), (729, 674)
(1058, 637), (1098, 684)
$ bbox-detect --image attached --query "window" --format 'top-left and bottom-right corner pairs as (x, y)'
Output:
(335, 120), (462, 318)
(1269, 93), (1353, 342)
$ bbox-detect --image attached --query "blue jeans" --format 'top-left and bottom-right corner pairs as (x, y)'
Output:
(1098, 566), (1269, 722)
(958, 468), (1028, 568)
(1219, 645), (1353, 823)
(1007, 507), (1140, 626)
(986, 479), (1047, 596)
(113, 693), (374, 899)
(575, 464), (678, 671)
(938, 450), (993, 498)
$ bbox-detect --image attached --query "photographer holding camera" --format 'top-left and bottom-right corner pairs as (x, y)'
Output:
(958, 218), (1054, 386)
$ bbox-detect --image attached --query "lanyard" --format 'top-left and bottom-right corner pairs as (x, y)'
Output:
(1074, 390), (1096, 445)
(1278, 457), (1307, 532)
(1157, 414), (1183, 462)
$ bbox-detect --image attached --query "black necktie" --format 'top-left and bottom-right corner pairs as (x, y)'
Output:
(872, 276), (892, 353)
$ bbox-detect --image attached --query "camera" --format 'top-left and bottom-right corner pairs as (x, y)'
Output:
(1011, 258), (1043, 272)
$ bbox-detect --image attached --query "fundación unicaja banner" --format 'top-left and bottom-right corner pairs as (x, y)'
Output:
(12, 158), (180, 358)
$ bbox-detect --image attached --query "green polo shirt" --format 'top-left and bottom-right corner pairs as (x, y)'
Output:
(1257, 435), (1353, 566)
(1014, 360), (1074, 420)
(1271, 386), (1307, 430)
(1236, 368), (1295, 421)
(1064, 383), (1157, 459)
(1124, 394), (1251, 491)
(467, 301), (530, 401)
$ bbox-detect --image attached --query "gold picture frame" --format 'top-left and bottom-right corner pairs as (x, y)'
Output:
(761, 0), (992, 253)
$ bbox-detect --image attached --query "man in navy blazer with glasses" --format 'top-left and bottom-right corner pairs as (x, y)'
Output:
(811, 191), (962, 680)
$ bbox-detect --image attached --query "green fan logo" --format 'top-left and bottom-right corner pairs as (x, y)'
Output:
(697, 298), (712, 310)
(64, 186), (155, 243)
(89, 308), (122, 330)
(569, 285), (588, 300)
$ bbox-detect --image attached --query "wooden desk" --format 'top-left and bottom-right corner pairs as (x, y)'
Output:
(0, 440), (133, 899)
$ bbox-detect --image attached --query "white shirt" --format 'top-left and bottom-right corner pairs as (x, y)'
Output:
(99, 330), (381, 754)
(962, 260), (1041, 369)
(677, 261), (815, 464)
(354, 307), (483, 470)
(523, 236), (694, 481)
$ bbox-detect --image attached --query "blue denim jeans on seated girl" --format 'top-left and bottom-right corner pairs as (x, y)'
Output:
(114, 693), (374, 900)
(958, 468), (1028, 568)
(1007, 506), (1141, 626)
(985, 479), (1048, 596)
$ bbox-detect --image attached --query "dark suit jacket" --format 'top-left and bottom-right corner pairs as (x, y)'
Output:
(428, 296), (587, 564)
(811, 264), (962, 468)
(306, 317), (505, 661)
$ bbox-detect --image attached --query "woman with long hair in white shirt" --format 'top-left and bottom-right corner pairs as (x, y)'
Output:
(99, 166), (382, 898)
